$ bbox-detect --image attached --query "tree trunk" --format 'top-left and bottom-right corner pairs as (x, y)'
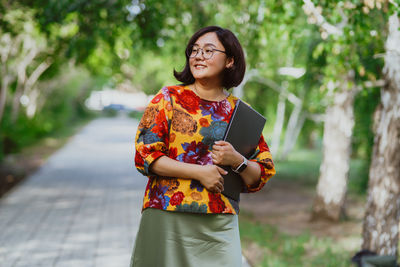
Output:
(283, 113), (306, 156)
(311, 79), (356, 221)
(280, 101), (304, 159)
(270, 93), (286, 155)
(361, 14), (400, 256)
(10, 84), (23, 123)
(0, 74), (10, 123)
(10, 44), (39, 123)
(0, 43), (11, 123)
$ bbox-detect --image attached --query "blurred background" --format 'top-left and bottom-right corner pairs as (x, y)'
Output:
(0, 0), (399, 266)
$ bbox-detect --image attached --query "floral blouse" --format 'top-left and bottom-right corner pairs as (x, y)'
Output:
(135, 85), (276, 214)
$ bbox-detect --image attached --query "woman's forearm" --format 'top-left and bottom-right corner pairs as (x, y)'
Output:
(238, 160), (261, 187)
(149, 156), (226, 193)
(151, 154), (261, 190)
(211, 141), (262, 187)
(150, 156), (201, 180)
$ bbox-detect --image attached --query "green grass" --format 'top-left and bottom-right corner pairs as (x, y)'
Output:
(239, 216), (353, 267)
(128, 110), (144, 120)
(237, 149), (373, 266)
(274, 149), (369, 195)
(274, 149), (322, 186)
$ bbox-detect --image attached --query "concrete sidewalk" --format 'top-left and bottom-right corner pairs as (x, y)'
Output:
(0, 115), (251, 267)
(0, 117), (146, 267)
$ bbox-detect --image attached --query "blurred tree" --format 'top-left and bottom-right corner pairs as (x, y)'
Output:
(0, 8), (53, 123)
(302, 0), (387, 221)
(361, 10), (400, 257)
(0, 0), (134, 157)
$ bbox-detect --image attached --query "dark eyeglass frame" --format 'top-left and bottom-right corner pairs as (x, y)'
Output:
(187, 45), (227, 59)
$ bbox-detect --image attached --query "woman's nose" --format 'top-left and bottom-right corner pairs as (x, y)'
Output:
(195, 48), (205, 59)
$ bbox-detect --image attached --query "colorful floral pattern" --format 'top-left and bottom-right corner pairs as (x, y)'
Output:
(135, 85), (276, 214)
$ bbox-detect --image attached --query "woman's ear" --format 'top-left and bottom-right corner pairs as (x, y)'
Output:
(226, 57), (234, 69)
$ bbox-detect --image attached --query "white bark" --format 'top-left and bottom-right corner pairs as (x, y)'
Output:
(11, 43), (39, 122)
(23, 60), (52, 118)
(270, 93), (286, 155)
(312, 81), (356, 221)
(282, 113), (306, 158)
(0, 33), (13, 123)
(251, 74), (306, 156)
(0, 73), (11, 122)
(25, 59), (53, 91)
(280, 101), (304, 159)
(26, 88), (40, 118)
(361, 13), (400, 257)
(302, 0), (346, 36)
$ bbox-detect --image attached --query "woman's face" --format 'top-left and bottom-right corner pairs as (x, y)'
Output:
(189, 32), (233, 84)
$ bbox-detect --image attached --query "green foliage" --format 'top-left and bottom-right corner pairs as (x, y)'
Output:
(128, 110), (144, 120)
(101, 108), (118, 117)
(0, 68), (99, 159)
(353, 86), (381, 159)
(0, 0), (395, 173)
(22, 0), (132, 62)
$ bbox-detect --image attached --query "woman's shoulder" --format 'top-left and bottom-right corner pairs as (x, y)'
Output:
(153, 85), (185, 100)
(158, 85), (185, 98)
(163, 84), (185, 92)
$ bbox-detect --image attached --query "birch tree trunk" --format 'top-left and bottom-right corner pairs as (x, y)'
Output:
(0, 73), (10, 123)
(311, 78), (356, 221)
(361, 13), (400, 256)
(10, 45), (38, 123)
(282, 113), (306, 158)
(280, 102), (304, 159)
(0, 34), (12, 123)
(270, 93), (286, 155)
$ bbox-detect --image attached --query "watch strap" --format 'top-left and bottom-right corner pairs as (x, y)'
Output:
(232, 156), (248, 174)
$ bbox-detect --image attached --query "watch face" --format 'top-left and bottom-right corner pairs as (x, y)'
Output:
(237, 160), (248, 173)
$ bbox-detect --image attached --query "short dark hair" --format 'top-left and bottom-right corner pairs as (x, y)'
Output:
(174, 26), (246, 89)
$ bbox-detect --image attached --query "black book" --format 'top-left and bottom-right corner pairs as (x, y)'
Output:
(220, 99), (266, 201)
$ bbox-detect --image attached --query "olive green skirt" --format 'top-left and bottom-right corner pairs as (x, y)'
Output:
(130, 208), (242, 267)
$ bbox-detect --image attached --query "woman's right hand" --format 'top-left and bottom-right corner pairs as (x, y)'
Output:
(194, 165), (227, 194)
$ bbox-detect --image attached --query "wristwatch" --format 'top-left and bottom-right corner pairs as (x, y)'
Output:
(232, 155), (248, 174)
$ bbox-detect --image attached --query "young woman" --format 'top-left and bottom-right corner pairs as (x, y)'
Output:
(131, 26), (276, 267)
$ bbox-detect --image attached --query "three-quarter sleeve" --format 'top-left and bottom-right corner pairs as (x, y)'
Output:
(244, 134), (276, 192)
(135, 87), (173, 176)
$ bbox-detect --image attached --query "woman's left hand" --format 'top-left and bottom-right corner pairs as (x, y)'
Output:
(211, 141), (243, 167)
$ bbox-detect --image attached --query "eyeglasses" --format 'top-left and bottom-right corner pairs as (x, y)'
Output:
(187, 45), (226, 59)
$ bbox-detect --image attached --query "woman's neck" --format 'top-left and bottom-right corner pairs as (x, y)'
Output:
(192, 80), (228, 101)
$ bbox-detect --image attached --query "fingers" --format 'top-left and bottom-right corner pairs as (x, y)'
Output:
(212, 141), (227, 151)
(217, 181), (224, 192)
(212, 144), (225, 152)
(211, 152), (221, 165)
(211, 180), (224, 194)
(216, 166), (228, 175)
(212, 142), (235, 162)
(213, 172), (225, 194)
(210, 168), (225, 194)
(215, 140), (229, 146)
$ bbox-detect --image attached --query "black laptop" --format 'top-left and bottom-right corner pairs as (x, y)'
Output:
(220, 99), (266, 201)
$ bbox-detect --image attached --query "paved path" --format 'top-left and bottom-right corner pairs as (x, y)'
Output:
(0, 116), (145, 267)
(0, 115), (250, 267)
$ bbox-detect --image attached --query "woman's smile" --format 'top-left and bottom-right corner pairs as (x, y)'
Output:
(194, 63), (207, 69)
